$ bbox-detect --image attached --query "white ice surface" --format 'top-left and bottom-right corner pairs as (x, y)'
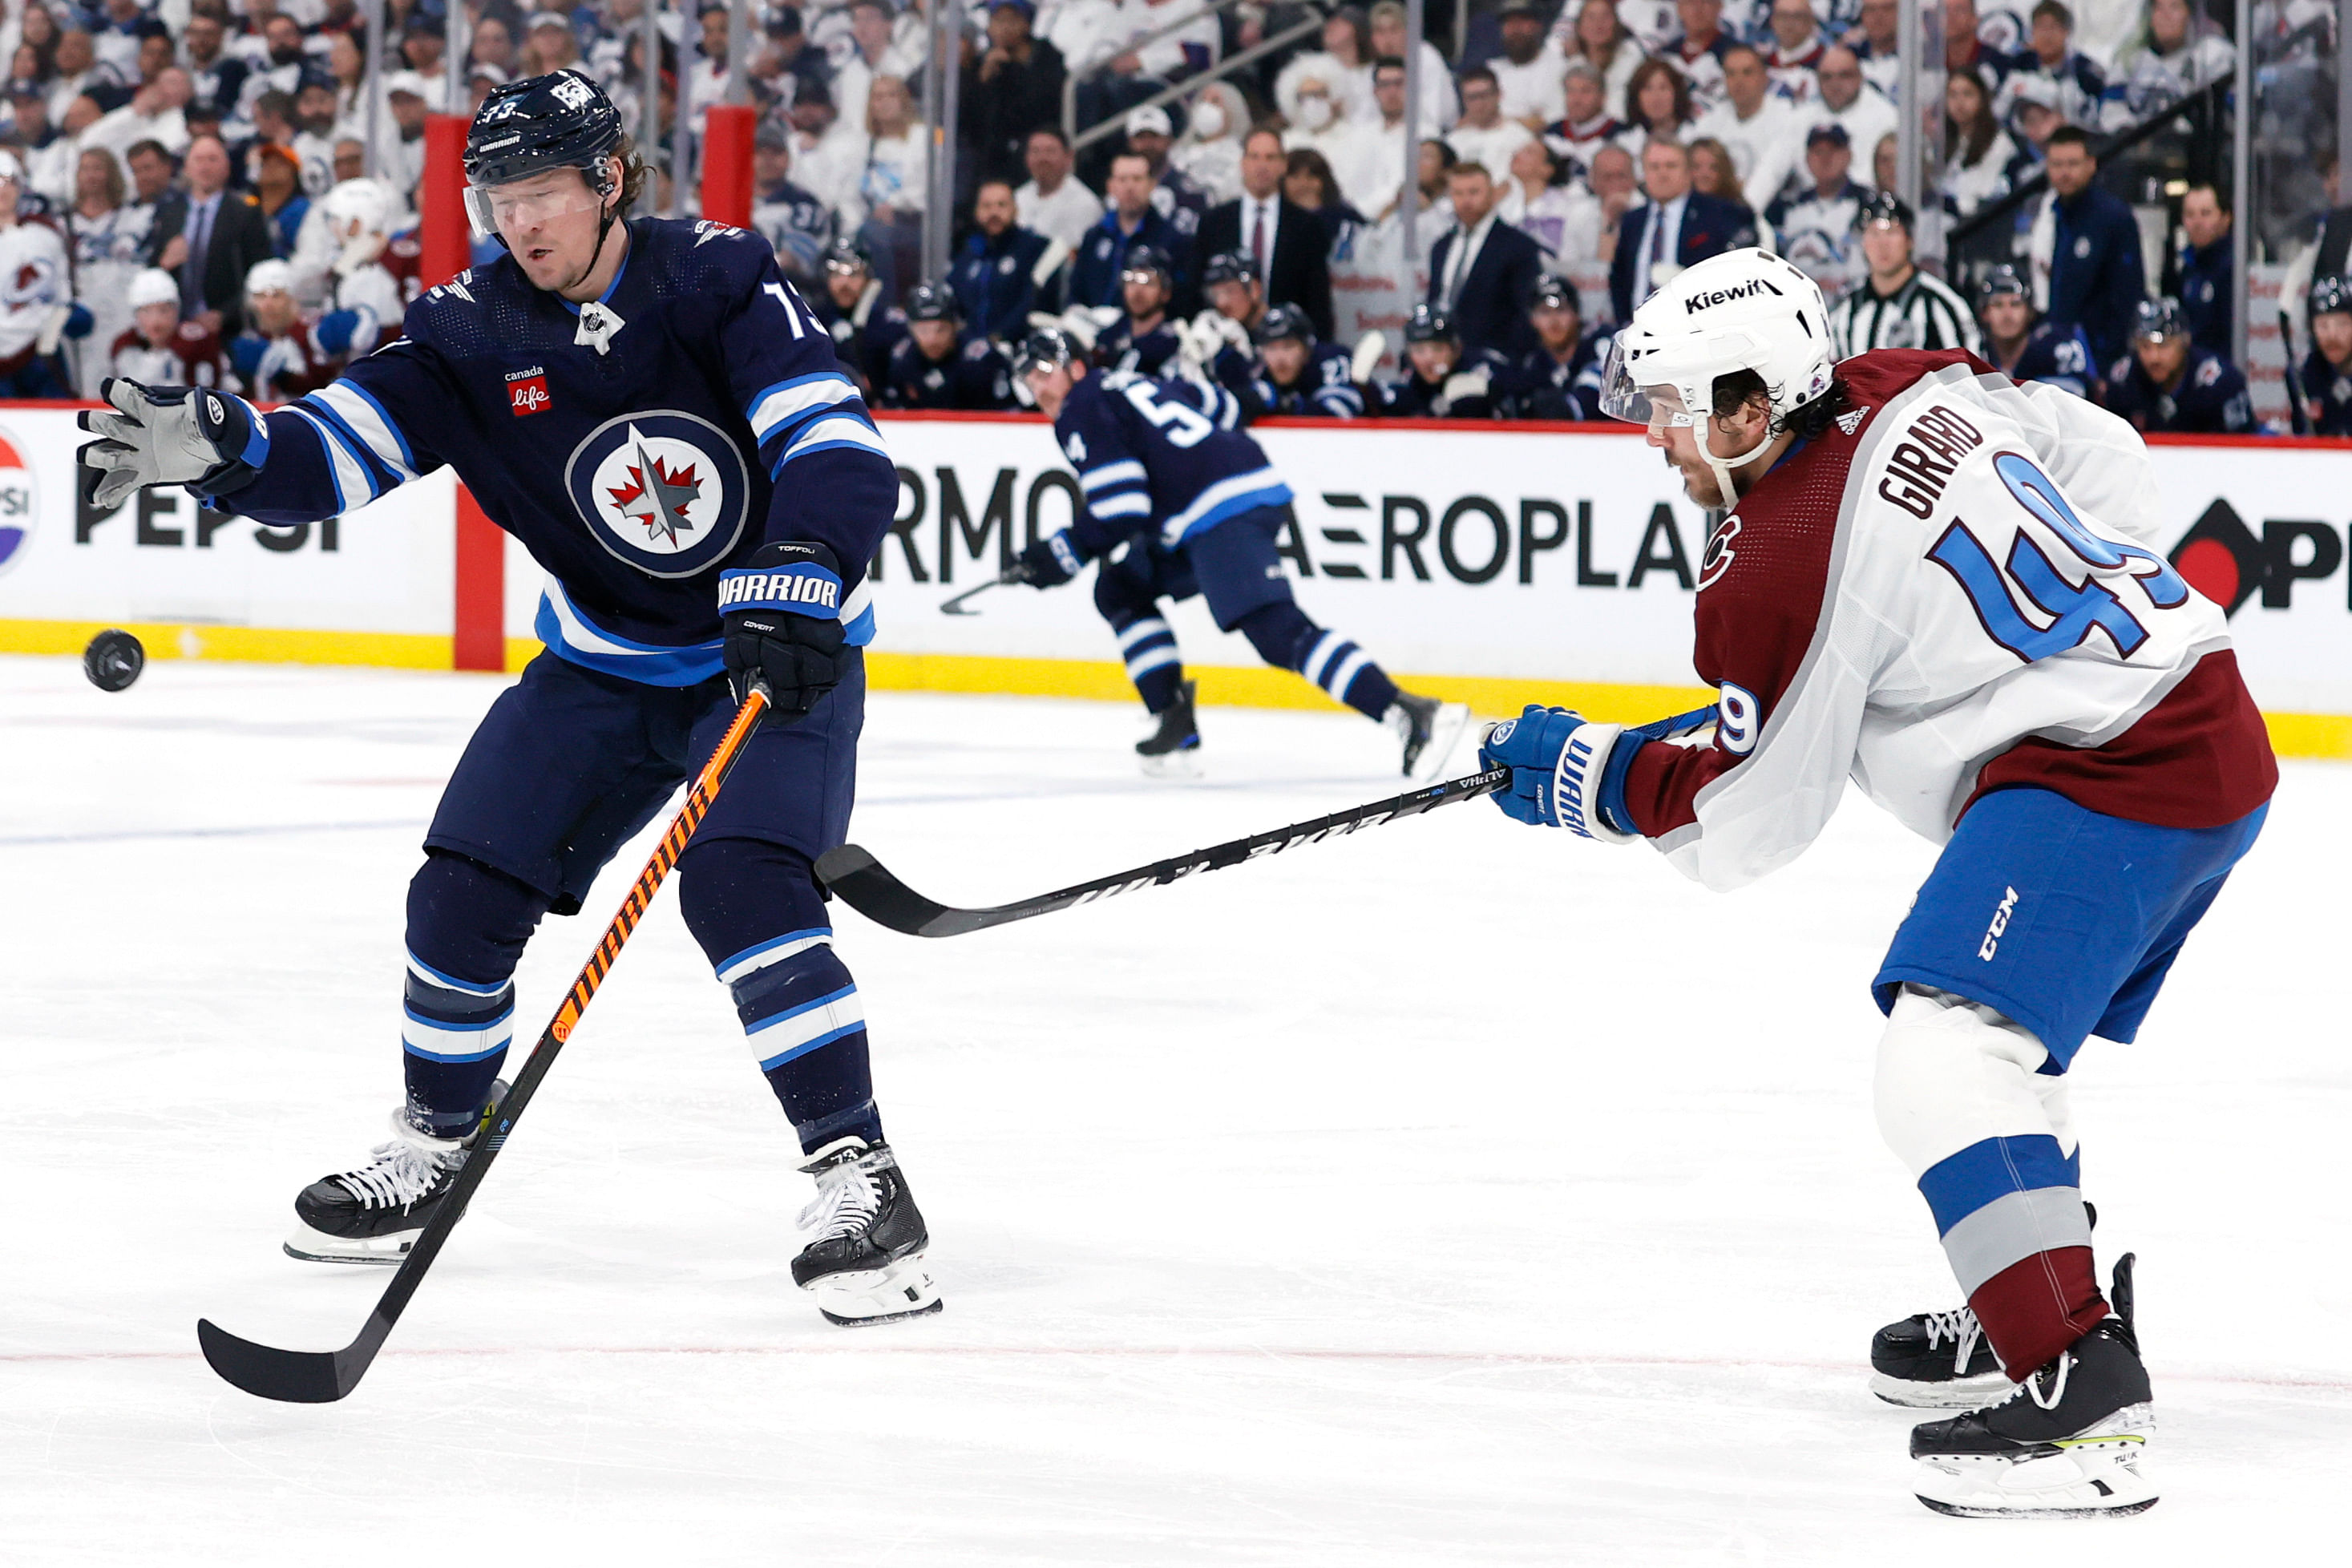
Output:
(1, 657), (2346, 1565)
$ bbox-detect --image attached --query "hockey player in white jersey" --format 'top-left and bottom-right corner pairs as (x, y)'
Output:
(0, 148), (75, 397)
(1475, 249), (2276, 1517)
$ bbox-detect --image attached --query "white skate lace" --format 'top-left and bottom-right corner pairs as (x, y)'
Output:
(1986, 1348), (2075, 1414)
(797, 1146), (894, 1242)
(331, 1113), (462, 1210)
(1922, 1307), (1985, 1376)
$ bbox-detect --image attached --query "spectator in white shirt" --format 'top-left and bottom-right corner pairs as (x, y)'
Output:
(1275, 7), (1376, 128)
(1554, 0), (1643, 121)
(1623, 56), (1698, 148)
(1368, 0), (1457, 131)
(1788, 46), (1898, 168)
(1448, 67), (1534, 180)
(1661, 0), (1734, 116)
(1016, 124), (1106, 252)
(1171, 81), (1248, 204)
(1488, 0), (1566, 127)
(1280, 69), (1387, 218)
(1761, 0), (1829, 103)
(83, 67), (193, 170)
(1691, 43), (1799, 212)
(1497, 135), (1601, 268)
(833, 0), (927, 146)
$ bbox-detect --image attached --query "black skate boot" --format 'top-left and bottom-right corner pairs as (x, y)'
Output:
(285, 1084), (507, 1265)
(791, 1137), (943, 1326)
(1871, 1202), (2095, 1407)
(1909, 1255), (2156, 1517)
(1869, 1307), (2007, 1408)
(1135, 678), (1202, 778)
(1384, 689), (1471, 778)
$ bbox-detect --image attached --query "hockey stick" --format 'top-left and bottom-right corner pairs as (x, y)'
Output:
(939, 572), (1020, 616)
(817, 765), (1511, 937)
(814, 703), (1719, 939)
(197, 686), (773, 1403)
(2278, 309), (2312, 436)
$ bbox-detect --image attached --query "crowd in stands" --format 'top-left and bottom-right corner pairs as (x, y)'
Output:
(0, 0), (2346, 438)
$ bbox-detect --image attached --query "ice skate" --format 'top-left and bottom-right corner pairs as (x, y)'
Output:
(285, 1085), (506, 1265)
(1386, 690), (1471, 779)
(1909, 1255), (2156, 1517)
(1136, 678), (1202, 778)
(792, 1137), (943, 1326)
(1869, 1306), (2010, 1408)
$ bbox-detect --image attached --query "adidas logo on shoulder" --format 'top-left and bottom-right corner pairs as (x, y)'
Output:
(1837, 406), (1870, 435)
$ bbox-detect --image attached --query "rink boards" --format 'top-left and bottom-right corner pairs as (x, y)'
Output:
(1, 406), (2347, 755)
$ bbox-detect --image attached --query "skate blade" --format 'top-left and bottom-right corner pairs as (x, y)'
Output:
(1913, 1416), (2157, 1517)
(1869, 1368), (2015, 1408)
(1411, 702), (1473, 781)
(806, 1252), (944, 1326)
(283, 1223), (416, 1266)
(1138, 746), (1203, 781)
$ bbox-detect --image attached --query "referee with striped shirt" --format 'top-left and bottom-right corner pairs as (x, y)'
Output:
(1827, 192), (1981, 359)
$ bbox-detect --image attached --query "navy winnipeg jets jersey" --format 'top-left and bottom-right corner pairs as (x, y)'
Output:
(1990, 320), (2098, 398)
(217, 216), (895, 685)
(1216, 340), (1363, 418)
(1055, 370), (1292, 555)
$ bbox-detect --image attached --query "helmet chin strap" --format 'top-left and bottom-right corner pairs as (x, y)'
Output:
(1699, 418), (1779, 510)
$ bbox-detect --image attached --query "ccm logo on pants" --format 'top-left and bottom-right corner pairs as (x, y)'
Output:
(1979, 886), (2020, 961)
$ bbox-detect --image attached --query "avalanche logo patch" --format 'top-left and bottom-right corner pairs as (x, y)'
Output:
(564, 410), (749, 580)
(0, 425), (34, 577)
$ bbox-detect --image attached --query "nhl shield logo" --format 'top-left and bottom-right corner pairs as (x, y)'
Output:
(564, 410), (749, 579)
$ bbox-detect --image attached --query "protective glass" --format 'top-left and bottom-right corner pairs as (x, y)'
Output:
(1595, 333), (1695, 430)
(463, 170), (604, 241)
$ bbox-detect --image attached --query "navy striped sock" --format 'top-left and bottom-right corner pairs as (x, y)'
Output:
(717, 930), (884, 1153)
(400, 950), (515, 1138)
(1115, 615), (1185, 712)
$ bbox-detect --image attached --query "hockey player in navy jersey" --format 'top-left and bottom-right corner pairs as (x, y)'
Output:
(1974, 265), (2099, 399)
(2102, 296), (2253, 435)
(1499, 277), (1603, 421)
(78, 69), (943, 1328)
(812, 237), (907, 398)
(2296, 273), (2352, 436)
(1092, 244), (1182, 376)
(1007, 326), (1468, 776)
(1213, 304), (1365, 420)
(879, 281), (1017, 410)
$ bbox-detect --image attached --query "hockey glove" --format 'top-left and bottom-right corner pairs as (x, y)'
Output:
(78, 378), (270, 510)
(717, 540), (852, 718)
(1477, 705), (1637, 843)
(1009, 528), (1086, 588)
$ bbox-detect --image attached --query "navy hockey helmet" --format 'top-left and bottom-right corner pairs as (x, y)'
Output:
(2131, 295), (2188, 345)
(1404, 304), (1457, 344)
(1120, 244), (1175, 287)
(822, 236), (874, 277)
(2310, 273), (2352, 320)
(1012, 325), (1081, 379)
(1201, 248), (1257, 289)
(905, 280), (961, 322)
(1976, 263), (2030, 305)
(1253, 302), (1315, 347)
(1856, 188), (1914, 231)
(463, 68), (627, 251)
(1526, 274), (1578, 314)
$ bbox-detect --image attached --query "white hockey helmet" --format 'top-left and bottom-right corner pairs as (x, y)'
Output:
(127, 267), (180, 313)
(1598, 248), (1835, 497)
(321, 176), (395, 240)
(245, 258), (296, 299)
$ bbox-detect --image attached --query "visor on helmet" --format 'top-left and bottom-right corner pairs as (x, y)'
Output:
(463, 164), (608, 241)
(1596, 332), (1697, 430)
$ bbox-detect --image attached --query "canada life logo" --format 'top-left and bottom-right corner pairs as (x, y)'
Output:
(0, 425), (38, 578)
(563, 410), (749, 580)
(507, 364), (551, 418)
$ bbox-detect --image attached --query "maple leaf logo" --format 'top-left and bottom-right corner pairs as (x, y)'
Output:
(604, 434), (703, 544)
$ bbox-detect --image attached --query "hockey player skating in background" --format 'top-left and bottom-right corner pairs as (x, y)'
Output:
(228, 258), (385, 401)
(107, 268), (230, 389)
(1475, 249), (2274, 1515)
(1008, 326), (1469, 778)
(79, 68), (942, 1328)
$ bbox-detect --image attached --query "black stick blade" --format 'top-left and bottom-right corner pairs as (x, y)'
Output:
(198, 1317), (362, 1404)
(814, 844), (964, 936)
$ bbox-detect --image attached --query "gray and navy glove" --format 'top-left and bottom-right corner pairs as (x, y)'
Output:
(1009, 528), (1087, 588)
(717, 540), (852, 718)
(78, 378), (269, 511)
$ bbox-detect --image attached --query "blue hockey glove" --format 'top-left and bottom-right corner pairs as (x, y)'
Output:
(78, 378), (269, 510)
(717, 540), (851, 717)
(1009, 529), (1086, 588)
(1477, 705), (1637, 843)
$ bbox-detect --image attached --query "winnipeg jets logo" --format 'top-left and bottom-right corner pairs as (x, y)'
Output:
(605, 434), (705, 544)
(564, 411), (748, 580)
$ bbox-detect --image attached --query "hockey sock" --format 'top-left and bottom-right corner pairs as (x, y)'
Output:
(1113, 615), (1185, 713)
(402, 851), (546, 1138)
(680, 838), (884, 1153)
(1876, 985), (2108, 1376)
(1235, 603), (1400, 720)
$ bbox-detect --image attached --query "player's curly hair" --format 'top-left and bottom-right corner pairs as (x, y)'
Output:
(610, 134), (650, 216)
(1711, 369), (1857, 442)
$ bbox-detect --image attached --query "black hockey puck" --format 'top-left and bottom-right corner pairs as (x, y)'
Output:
(83, 628), (145, 692)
